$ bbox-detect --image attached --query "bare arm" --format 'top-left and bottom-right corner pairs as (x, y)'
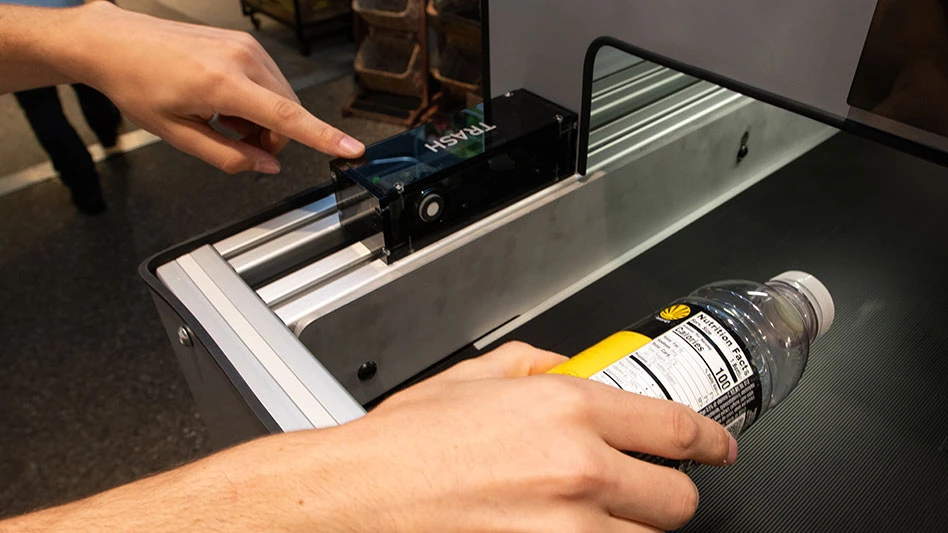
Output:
(0, 2), (364, 173)
(2, 431), (357, 533)
(1, 343), (736, 533)
(0, 5), (78, 91)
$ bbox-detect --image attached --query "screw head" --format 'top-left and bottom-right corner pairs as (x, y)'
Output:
(736, 131), (750, 163)
(737, 144), (750, 162)
(394, 182), (405, 193)
(358, 361), (378, 381)
(330, 171), (338, 180)
(504, 91), (513, 97)
(177, 326), (193, 347)
(554, 114), (564, 123)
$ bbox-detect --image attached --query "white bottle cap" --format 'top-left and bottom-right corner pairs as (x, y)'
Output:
(770, 271), (835, 339)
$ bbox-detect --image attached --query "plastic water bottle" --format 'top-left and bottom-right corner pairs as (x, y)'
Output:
(549, 271), (834, 447)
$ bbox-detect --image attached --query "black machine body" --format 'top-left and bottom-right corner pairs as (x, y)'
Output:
(331, 89), (578, 263)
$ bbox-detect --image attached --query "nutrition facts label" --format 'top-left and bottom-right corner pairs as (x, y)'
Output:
(590, 312), (755, 413)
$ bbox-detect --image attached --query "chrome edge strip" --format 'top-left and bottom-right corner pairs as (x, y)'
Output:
(214, 195), (337, 259)
(257, 239), (383, 308)
(228, 212), (342, 279)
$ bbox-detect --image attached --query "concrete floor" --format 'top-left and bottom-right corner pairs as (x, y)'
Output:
(0, 2), (401, 519)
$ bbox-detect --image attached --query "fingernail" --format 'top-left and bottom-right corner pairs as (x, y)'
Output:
(255, 160), (280, 174)
(726, 435), (738, 465)
(338, 136), (365, 157)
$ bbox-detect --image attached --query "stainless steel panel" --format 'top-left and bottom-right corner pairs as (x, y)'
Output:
(489, 1), (876, 118)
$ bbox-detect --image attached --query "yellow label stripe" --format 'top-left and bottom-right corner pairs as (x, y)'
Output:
(547, 331), (652, 378)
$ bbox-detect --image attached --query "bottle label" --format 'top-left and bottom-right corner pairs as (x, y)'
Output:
(550, 303), (762, 438)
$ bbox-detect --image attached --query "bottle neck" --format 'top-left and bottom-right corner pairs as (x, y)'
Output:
(765, 280), (820, 344)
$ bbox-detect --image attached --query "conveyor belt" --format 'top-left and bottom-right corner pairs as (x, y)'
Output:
(497, 133), (948, 531)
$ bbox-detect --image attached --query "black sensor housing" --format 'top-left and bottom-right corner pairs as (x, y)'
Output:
(331, 89), (578, 263)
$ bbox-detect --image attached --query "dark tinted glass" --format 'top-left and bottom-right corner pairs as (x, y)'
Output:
(849, 0), (948, 139)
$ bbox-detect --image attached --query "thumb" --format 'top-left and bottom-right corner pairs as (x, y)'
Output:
(435, 342), (568, 382)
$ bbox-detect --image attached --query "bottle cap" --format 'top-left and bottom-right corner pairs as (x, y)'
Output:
(771, 271), (835, 339)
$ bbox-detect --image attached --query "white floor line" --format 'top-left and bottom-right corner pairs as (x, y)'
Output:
(0, 129), (161, 199)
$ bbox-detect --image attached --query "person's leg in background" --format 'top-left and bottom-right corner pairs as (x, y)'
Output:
(14, 86), (106, 215)
(72, 83), (122, 151)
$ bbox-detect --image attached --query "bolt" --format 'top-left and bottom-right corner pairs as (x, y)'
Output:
(736, 131), (750, 164)
(177, 326), (193, 347)
(504, 91), (513, 97)
(394, 182), (405, 193)
(358, 361), (378, 381)
(554, 114), (564, 123)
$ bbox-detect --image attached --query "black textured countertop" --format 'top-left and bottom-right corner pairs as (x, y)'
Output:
(503, 132), (948, 532)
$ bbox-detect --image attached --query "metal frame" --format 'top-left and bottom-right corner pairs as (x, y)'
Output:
(152, 75), (834, 433)
(157, 246), (366, 431)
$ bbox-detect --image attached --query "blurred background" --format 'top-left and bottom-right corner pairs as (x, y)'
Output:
(0, 0), (480, 518)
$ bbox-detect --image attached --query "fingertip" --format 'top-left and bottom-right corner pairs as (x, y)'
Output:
(338, 136), (365, 158)
(725, 434), (738, 465)
(254, 159), (281, 174)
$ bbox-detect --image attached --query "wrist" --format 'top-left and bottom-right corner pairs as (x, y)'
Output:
(247, 426), (396, 533)
(3, 428), (387, 533)
(40, 1), (123, 90)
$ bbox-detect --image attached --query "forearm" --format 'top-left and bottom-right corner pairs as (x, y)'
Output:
(0, 344), (733, 533)
(0, 5), (84, 93)
(0, 430), (370, 533)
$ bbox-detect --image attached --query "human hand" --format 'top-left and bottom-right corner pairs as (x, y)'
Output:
(0, 342), (736, 533)
(305, 342), (737, 533)
(59, 2), (364, 174)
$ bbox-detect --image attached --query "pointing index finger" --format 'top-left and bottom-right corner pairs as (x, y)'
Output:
(221, 79), (365, 158)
